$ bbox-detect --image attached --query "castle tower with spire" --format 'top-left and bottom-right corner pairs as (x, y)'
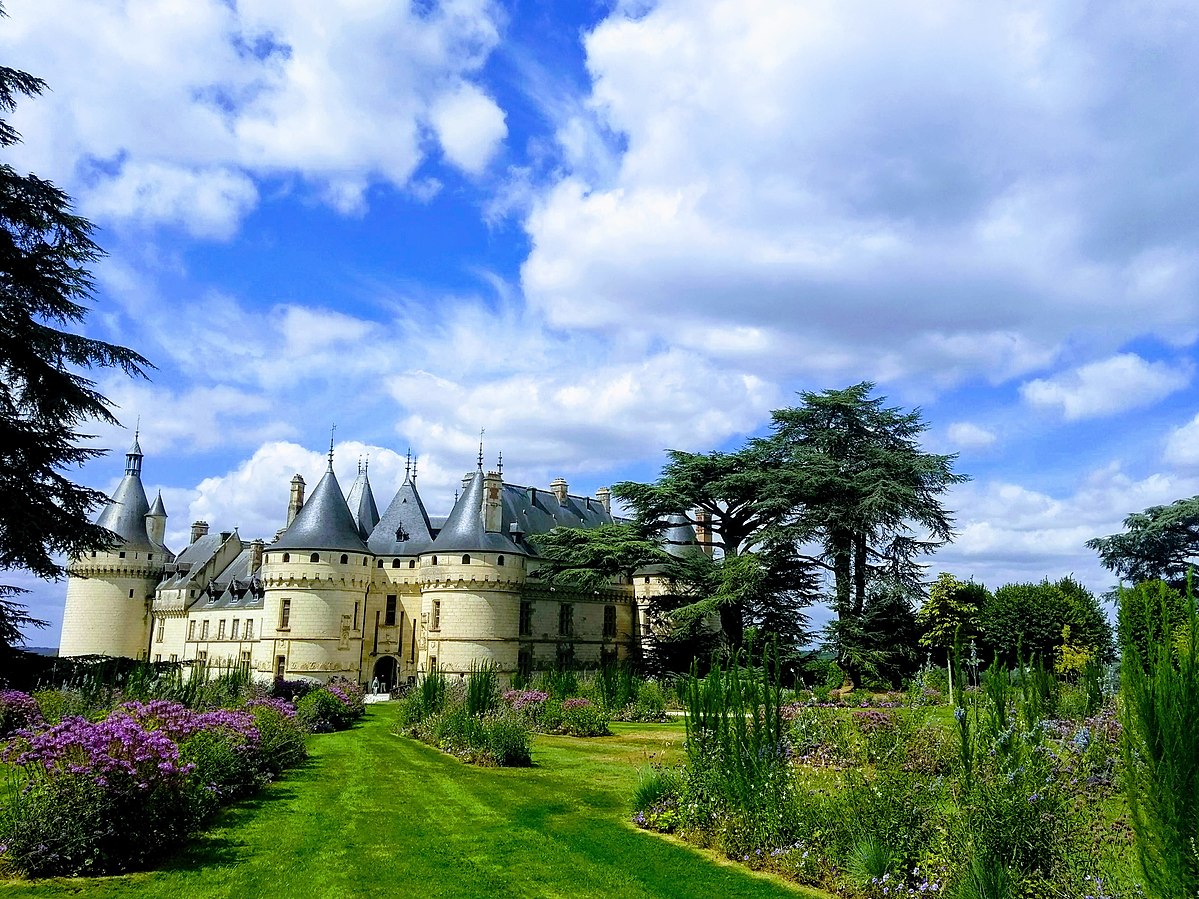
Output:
(60, 433), (173, 658)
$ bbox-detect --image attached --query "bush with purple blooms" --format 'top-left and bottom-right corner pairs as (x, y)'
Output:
(0, 693), (309, 878)
(295, 680), (364, 734)
(0, 690), (42, 737)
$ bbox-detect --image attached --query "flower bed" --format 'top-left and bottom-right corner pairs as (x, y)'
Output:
(0, 688), (309, 878)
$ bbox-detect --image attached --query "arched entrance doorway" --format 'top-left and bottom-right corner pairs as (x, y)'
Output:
(372, 656), (399, 693)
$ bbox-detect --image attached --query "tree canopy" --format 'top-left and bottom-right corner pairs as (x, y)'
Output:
(976, 576), (1114, 667)
(0, 46), (151, 652)
(1087, 497), (1199, 585)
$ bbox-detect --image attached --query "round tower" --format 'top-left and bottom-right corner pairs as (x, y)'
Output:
(418, 468), (527, 675)
(257, 445), (371, 683)
(60, 434), (171, 659)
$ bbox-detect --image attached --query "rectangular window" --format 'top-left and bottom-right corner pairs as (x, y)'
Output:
(275, 655), (286, 679)
(558, 603), (573, 637)
(154, 653), (162, 663)
(169, 653), (178, 664)
(200, 619), (209, 640)
(240, 650), (251, 671)
(197, 650), (208, 663)
(518, 644), (533, 677)
(519, 601), (533, 637)
(353, 601), (360, 630)
(280, 599), (291, 629)
(156, 618), (165, 642)
(556, 642), (574, 669)
(603, 605), (617, 640)
(431, 600), (440, 631)
(245, 619), (254, 640)
(385, 595), (397, 627)
(217, 619), (226, 640)
(231, 619), (240, 640)
(188, 620), (196, 641)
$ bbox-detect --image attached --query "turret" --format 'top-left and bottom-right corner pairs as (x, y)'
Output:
(146, 491), (167, 546)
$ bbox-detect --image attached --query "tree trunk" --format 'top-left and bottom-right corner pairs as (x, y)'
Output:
(853, 531), (868, 615)
(720, 601), (744, 651)
(832, 529), (852, 616)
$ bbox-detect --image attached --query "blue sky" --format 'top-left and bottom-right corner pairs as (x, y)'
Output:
(5, 0), (1199, 643)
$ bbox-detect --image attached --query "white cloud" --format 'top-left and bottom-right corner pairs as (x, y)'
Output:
(0, 0), (504, 234)
(518, 0), (1199, 386)
(1164, 412), (1199, 468)
(430, 84), (508, 175)
(935, 462), (1199, 592)
(947, 422), (997, 449)
(1019, 353), (1191, 421)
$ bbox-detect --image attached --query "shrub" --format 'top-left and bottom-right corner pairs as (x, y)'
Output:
(465, 661), (499, 718)
(1120, 583), (1199, 899)
(0, 716), (195, 876)
(180, 726), (263, 820)
(272, 678), (317, 702)
(482, 712), (532, 766)
(296, 689), (348, 733)
(247, 702), (307, 776)
(561, 699), (611, 737)
(632, 765), (683, 813)
(0, 690), (42, 736)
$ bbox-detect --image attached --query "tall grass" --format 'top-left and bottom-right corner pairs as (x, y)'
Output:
(1120, 579), (1199, 899)
(682, 642), (786, 826)
(466, 661), (498, 718)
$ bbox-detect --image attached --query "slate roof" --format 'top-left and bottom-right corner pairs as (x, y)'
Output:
(345, 465), (380, 540)
(429, 470), (619, 554)
(368, 477), (434, 555)
(159, 533), (226, 589)
(193, 547), (265, 611)
(95, 439), (170, 555)
(147, 490), (167, 518)
(271, 464), (368, 553)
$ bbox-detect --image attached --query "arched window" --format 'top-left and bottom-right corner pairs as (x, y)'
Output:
(392, 559), (401, 568)
(310, 553), (320, 563)
(362, 557), (368, 566)
(340, 554), (348, 564)
(282, 553), (290, 563)
(432, 555), (438, 565)
(461, 554), (471, 564)
(497, 555), (505, 566)
(377, 559), (384, 568)
(409, 559), (416, 568)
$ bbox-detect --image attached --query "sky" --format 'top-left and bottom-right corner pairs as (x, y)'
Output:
(5, 0), (1199, 646)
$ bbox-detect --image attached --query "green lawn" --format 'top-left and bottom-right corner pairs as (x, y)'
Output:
(0, 706), (823, 898)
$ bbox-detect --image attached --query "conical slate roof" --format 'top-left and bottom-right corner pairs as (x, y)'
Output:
(271, 464), (368, 553)
(147, 490), (167, 518)
(368, 477), (434, 555)
(95, 438), (160, 552)
(661, 513), (701, 558)
(345, 464), (380, 540)
(430, 469), (519, 554)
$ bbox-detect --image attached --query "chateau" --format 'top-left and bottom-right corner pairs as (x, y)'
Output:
(59, 437), (691, 687)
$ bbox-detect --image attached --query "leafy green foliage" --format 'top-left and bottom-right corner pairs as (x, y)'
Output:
(1088, 495), (1199, 583)
(1120, 582), (1199, 898)
(532, 523), (670, 591)
(1118, 579), (1188, 673)
(976, 577), (1114, 668)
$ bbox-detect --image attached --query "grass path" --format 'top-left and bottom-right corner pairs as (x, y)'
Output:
(1, 706), (824, 899)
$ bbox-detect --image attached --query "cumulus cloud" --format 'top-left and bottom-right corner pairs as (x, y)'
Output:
(935, 463), (1199, 592)
(519, 0), (1199, 385)
(1019, 353), (1191, 421)
(947, 422), (997, 449)
(0, 0), (505, 233)
(1164, 412), (1199, 468)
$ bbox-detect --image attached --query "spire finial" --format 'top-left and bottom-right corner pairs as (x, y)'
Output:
(364, 455), (369, 475)
(404, 448), (412, 481)
(497, 451), (503, 477)
(328, 424), (336, 470)
(412, 455), (418, 482)
(477, 428), (485, 469)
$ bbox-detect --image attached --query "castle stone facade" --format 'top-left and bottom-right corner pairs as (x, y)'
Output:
(60, 439), (679, 687)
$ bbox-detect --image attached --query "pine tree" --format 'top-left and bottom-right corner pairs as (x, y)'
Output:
(0, 44), (151, 652)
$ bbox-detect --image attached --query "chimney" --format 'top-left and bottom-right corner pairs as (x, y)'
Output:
(249, 539), (265, 572)
(596, 486), (611, 514)
(483, 470), (503, 532)
(190, 520), (209, 544)
(550, 477), (568, 504)
(695, 510), (713, 557)
(287, 474), (306, 526)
